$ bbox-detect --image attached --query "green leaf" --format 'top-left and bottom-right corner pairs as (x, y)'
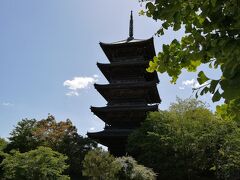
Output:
(214, 61), (219, 69)
(139, 10), (145, 16)
(156, 28), (164, 36)
(162, 44), (169, 53)
(162, 22), (169, 29)
(200, 87), (209, 95)
(197, 71), (209, 85)
(209, 62), (213, 68)
(173, 23), (181, 31)
(211, 0), (217, 7)
(191, 60), (201, 67)
(209, 80), (220, 93)
(173, 12), (181, 23)
(198, 16), (205, 25)
(146, 2), (155, 13)
(212, 89), (221, 102)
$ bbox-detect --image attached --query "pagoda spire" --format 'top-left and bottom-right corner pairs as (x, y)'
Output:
(128, 11), (134, 41)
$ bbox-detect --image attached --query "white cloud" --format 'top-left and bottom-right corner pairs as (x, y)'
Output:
(182, 79), (199, 89)
(182, 79), (208, 89)
(63, 75), (98, 96)
(179, 86), (185, 90)
(182, 79), (195, 87)
(66, 91), (79, 97)
(89, 127), (95, 131)
(93, 74), (99, 78)
(64, 77), (97, 90)
(2, 102), (13, 106)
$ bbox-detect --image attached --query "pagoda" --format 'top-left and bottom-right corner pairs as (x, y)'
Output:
(87, 12), (161, 156)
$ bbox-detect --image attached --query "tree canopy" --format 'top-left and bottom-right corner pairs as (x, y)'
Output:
(5, 115), (97, 179)
(1, 146), (69, 180)
(115, 156), (156, 180)
(143, 0), (240, 107)
(0, 138), (7, 152)
(82, 148), (121, 180)
(127, 98), (240, 180)
(82, 148), (156, 180)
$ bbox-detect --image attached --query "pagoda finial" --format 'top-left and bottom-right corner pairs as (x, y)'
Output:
(128, 11), (134, 41)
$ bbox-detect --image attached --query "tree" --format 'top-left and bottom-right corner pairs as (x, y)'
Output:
(82, 148), (120, 180)
(82, 148), (156, 180)
(0, 138), (8, 179)
(6, 115), (97, 179)
(127, 98), (240, 180)
(115, 156), (156, 180)
(141, 0), (240, 105)
(6, 119), (38, 152)
(216, 98), (240, 122)
(31, 115), (97, 179)
(0, 138), (7, 152)
(32, 115), (77, 149)
(1, 146), (69, 180)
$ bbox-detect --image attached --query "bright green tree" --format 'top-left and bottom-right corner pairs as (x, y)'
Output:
(1, 146), (69, 180)
(127, 98), (240, 180)
(216, 98), (240, 122)
(142, 0), (240, 106)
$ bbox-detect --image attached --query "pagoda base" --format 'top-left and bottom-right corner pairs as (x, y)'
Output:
(87, 129), (133, 156)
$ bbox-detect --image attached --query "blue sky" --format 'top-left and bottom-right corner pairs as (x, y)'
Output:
(0, 0), (222, 138)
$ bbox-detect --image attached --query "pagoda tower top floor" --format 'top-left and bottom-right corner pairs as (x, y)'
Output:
(99, 37), (156, 63)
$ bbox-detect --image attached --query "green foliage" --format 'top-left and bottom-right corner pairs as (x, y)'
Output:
(115, 156), (156, 180)
(6, 115), (97, 179)
(31, 115), (97, 179)
(82, 148), (120, 180)
(0, 138), (7, 152)
(1, 146), (69, 180)
(6, 119), (38, 152)
(216, 98), (240, 122)
(82, 149), (156, 180)
(142, 0), (240, 104)
(127, 98), (240, 180)
(0, 138), (8, 179)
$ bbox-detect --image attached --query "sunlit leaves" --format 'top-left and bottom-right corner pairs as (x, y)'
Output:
(143, 0), (240, 104)
(1, 147), (69, 180)
(216, 98), (240, 122)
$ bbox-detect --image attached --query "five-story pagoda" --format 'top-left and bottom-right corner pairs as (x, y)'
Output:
(87, 12), (161, 156)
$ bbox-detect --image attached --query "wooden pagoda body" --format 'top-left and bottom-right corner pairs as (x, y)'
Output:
(87, 13), (161, 156)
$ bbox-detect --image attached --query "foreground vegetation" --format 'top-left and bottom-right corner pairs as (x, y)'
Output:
(82, 148), (156, 180)
(127, 98), (240, 180)
(0, 115), (97, 179)
(0, 98), (240, 180)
